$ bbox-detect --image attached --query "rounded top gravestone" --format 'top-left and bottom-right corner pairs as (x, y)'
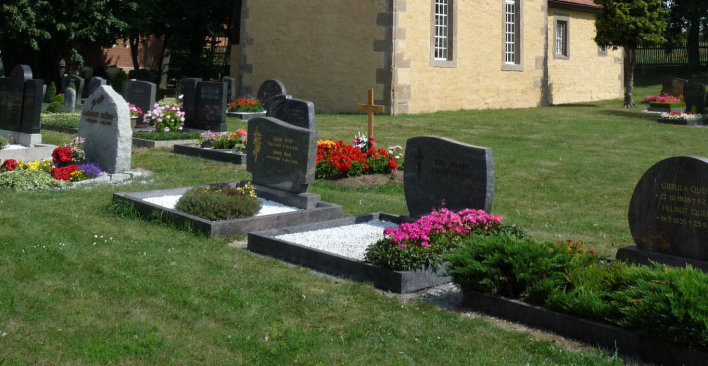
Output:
(257, 79), (286, 109)
(628, 155), (708, 260)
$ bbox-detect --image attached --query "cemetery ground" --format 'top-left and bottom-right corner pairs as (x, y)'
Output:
(1, 75), (706, 364)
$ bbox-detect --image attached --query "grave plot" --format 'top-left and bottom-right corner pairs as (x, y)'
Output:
(0, 65), (56, 162)
(114, 115), (342, 237)
(248, 134), (496, 293)
(173, 130), (247, 165)
(619, 155), (708, 271)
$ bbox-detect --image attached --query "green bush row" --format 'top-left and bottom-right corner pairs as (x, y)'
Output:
(446, 235), (708, 350)
(649, 101), (686, 108)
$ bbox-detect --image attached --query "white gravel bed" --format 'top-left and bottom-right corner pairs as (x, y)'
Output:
(143, 194), (301, 216)
(2, 144), (27, 151)
(274, 220), (398, 261)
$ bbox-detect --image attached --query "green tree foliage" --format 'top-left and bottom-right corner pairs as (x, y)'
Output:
(0, 1), (131, 83)
(594, 0), (668, 107)
(664, 0), (708, 71)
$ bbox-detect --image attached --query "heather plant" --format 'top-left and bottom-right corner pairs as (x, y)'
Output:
(175, 183), (261, 221)
(364, 208), (514, 271)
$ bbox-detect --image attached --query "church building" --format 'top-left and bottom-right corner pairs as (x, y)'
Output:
(235, 0), (622, 114)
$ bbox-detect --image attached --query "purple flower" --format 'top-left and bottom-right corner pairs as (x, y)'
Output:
(77, 162), (102, 178)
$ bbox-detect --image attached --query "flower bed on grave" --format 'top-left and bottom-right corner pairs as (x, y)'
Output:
(315, 136), (402, 179)
(248, 208), (522, 293)
(447, 234), (708, 365)
(173, 129), (248, 165)
(657, 111), (704, 126)
(226, 98), (265, 120)
(131, 104), (202, 148)
(645, 94), (686, 113)
(0, 137), (104, 190)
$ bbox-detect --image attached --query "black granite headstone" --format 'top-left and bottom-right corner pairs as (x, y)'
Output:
(193, 81), (227, 131)
(19, 78), (42, 134)
(129, 69), (153, 82)
(0, 76), (14, 130)
(87, 76), (107, 97)
(672, 78), (687, 98)
(180, 78), (201, 127)
(628, 156), (708, 261)
(0, 65), (41, 134)
(223, 76), (236, 103)
(268, 97), (315, 129)
(121, 79), (156, 123)
(683, 81), (706, 115)
(257, 79), (287, 111)
(403, 136), (494, 218)
(246, 117), (317, 193)
(62, 74), (85, 97)
(661, 75), (675, 96)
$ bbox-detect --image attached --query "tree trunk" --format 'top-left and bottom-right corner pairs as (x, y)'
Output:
(687, 17), (701, 72)
(623, 47), (636, 107)
(129, 36), (140, 71)
(156, 33), (170, 86)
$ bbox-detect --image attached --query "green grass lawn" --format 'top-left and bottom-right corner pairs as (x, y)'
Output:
(1, 75), (701, 364)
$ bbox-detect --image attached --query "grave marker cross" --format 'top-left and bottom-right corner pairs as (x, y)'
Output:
(356, 88), (385, 137)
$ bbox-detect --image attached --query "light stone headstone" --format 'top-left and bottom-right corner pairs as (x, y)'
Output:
(78, 85), (131, 173)
(403, 136), (494, 218)
(63, 87), (76, 112)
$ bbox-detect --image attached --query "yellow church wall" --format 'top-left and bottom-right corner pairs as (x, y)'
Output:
(546, 7), (623, 105)
(240, 0), (387, 113)
(394, 0), (548, 114)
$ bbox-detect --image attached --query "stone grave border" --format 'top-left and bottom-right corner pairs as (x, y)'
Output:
(173, 144), (246, 165)
(247, 213), (451, 293)
(113, 182), (342, 238)
(226, 111), (266, 121)
(616, 245), (708, 272)
(461, 291), (706, 366)
(657, 117), (706, 126)
(132, 137), (200, 149)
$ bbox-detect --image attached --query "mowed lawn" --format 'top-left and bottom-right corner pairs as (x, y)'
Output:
(0, 74), (702, 364)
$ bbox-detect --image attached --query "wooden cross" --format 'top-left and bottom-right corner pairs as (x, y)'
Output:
(357, 88), (385, 137)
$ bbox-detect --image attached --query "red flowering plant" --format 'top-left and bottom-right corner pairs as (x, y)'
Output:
(52, 147), (74, 165)
(50, 165), (78, 181)
(0, 159), (18, 171)
(227, 98), (264, 113)
(315, 139), (399, 179)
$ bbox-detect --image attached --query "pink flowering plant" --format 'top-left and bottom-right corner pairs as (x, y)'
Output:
(144, 104), (185, 133)
(364, 207), (525, 271)
(644, 94), (682, 103)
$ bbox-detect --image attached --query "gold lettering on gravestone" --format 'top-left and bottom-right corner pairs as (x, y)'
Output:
(266, 135), (299, 165)
(656, 182), (708, 229)
(252, 127), (262, 162)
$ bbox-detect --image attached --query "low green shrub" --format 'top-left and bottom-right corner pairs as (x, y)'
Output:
(133, 131), (201, 141)
(44, 82), (57, 102)
(649, 101), (685, 108)
(447, 236), (597, 299)
(447, 235), (708, 351)
(0, 135), (13, 149)
(175, 183), (261, 221)
(112, 70), (128, 93)
(41, 113), (80, 128)
(612, 264), (708, 350)
(0, 169), (67, 191)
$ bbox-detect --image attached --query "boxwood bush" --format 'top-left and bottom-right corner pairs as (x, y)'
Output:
(175, 183), (261, 221)
(446, 234), (708, 350)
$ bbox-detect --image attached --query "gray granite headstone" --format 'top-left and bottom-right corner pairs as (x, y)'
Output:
(628, 155), (708, 261)
(87, 76), (107, 97)
(121, 79), (156, 123)
(64, 87), (76, 112)
(403, 136), (494, 218)
(267, 97), (315, 129)
(683, 81), (706, 115)
(257, 79), (287, 111)
(78, 85), (131, 173)
(222, 76), (236, 103)
(246, 117), (316, 193)
(180, 77), (201, 127)
(0, 65), (42, 134)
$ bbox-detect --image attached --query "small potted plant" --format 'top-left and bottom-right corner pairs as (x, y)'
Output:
(226, 98), (265, 120)
(128, 104), (143, 129)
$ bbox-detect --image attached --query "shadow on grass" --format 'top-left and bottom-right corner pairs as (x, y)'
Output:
(550, 103), (599, 108)
(599, 109), (652, 120)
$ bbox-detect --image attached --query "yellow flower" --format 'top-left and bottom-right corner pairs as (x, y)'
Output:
(70, 170), (85, 182)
